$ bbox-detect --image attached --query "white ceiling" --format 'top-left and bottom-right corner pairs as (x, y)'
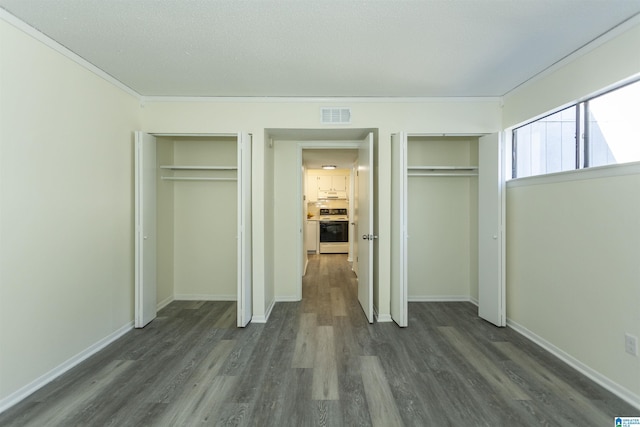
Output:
(1, 0), (639, 98)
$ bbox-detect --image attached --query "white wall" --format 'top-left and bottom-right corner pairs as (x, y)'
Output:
(142, 100), (501, 321)
(406, 136), (479, 301)
(170, 137), (238, 300)
(0, 18), (141, 404)
(156, 138), (174, 306)
(506, 170), (640, 404)
(503, 19), (640, 129)
(272, 139), (300, 300)
(502, 19), (640, 406)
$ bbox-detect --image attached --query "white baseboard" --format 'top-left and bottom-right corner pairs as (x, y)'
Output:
(408, 296), (472, 302)
(376, 313), (393, 322)
(252, 299), (276, 323)
(0, 321), (134, 414)
(174, 294), (237, 301)
(275, 296), (301, 302)
(373, 306), (393, 322)
(507, 318), (640, 411)
(157, 295), (174, 311)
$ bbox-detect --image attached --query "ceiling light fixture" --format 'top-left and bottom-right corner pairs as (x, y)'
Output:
(322, 165), (337, 170)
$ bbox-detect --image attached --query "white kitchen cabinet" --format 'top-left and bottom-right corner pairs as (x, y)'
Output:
(317, 175), (347, 192)
(306, 174), (319, 202)
(305, 220), (318, 253)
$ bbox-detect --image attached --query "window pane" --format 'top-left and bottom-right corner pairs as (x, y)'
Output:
(513, 106), (577, 178)
(587, 80), (640, 167)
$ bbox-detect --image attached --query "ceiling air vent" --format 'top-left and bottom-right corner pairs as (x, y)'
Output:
(320, 107), (351, 125)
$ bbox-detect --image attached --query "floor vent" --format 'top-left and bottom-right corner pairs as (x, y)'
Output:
(320, 107), (351, 124)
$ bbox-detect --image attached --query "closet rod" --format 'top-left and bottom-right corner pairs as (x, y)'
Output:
(161, 176), (237, 181)
(160, 165), (237, 170)
(408, 172), (478, 177)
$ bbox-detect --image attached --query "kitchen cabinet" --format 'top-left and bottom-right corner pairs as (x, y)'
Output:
(317, 175), (347, 192)
(305, 220), (318, 253)
(306, 174), (319, 202)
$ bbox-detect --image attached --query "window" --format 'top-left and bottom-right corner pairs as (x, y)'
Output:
(511, 80), (640, 179)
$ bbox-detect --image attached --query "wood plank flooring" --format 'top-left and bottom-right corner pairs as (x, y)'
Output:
(1, 254), (636, 426)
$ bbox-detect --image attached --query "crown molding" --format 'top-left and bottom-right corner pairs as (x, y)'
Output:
(504, 12), (640, 98)
(1, 9), (141, 100)
(140, 95), (502, 104)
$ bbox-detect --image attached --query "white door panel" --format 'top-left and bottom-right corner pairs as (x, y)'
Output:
(237, 133), (252, 327)
(478, 133), (505, 326)
(135, 132), (157, 328)
(390, 132), (408, 327)
(357, 132), (374, 323)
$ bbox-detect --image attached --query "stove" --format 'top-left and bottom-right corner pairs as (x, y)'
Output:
(319, 208), (349, 253)
(319, 208), (348, 221)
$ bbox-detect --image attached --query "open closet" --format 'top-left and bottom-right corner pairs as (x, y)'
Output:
(391, 132), (504, 327)
(406, 135), (479, 301)
(135, 132), (252, 328)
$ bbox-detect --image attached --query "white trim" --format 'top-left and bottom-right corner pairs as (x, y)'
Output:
(406, 133), (488, 137)
(507, 161), (640, 188)
(151, 133), (238, 138)
(142, 96), (502, 104)
(252, 299), (276, 323)
(408, 296), (473, 302)
(156, 295), (174, 311)
(507, 318), (640, 410)
(0, 9), (140, 99)
(275, 296), (302, 302)
(375, 313), (393, 323)
(174, 294), (237, 301)
(0, 321), (134, 413)
(373, 305), (393, 322)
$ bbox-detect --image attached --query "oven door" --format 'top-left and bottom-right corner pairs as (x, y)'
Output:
(319, 221), (349, 243)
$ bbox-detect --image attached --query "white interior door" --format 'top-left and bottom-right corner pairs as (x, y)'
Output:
(134, 132), (157, 328)
(478, 132), (505, 326)
(357, 132), (374, 323)
(237, 132), (252, 327)
(390, 132), (408, 327)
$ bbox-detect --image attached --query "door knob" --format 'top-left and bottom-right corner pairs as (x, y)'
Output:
(362, 234), (369, 240)
(143, 235), (148, 240)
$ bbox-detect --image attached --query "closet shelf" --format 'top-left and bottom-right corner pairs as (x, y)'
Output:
(408, 166), (478, 177)
(160, 165), (237, 170)
(407, 166), (478, 171)
(161, 176), (237, 182)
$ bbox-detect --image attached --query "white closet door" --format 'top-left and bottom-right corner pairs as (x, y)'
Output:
(237, 132), (252, 327)
(134, 132), (157, 328)
(390, 132), (408, 327)
(357, 132), (374, 323)
(478, 132), (505, 326)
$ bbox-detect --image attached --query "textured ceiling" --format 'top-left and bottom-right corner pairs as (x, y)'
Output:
(1, 0), (639, 97)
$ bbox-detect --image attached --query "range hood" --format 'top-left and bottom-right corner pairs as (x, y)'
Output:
(318, 190), (348, 200)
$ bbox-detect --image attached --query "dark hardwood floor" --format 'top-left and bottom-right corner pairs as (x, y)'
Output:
(1, 254), (636, 426)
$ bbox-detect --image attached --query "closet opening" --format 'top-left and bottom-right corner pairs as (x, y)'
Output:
(134, 132), (252, 329)
(391, 132), (504, 327)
